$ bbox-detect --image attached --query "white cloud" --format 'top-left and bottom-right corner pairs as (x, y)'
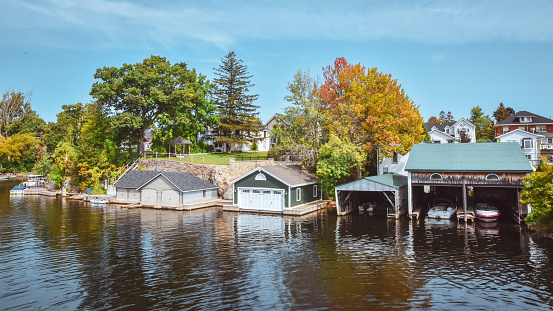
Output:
(2, 0), (553, 51)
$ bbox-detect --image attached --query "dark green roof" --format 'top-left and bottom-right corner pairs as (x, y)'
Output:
(364, 173), (408, 188)
(405, 142), (533, 173)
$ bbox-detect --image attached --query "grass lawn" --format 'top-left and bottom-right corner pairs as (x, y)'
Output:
(146, 151), (268, 165)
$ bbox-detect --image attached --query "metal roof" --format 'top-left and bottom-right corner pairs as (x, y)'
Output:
(335, 173), (407, 192)
(404, 142), (533, 173)
(364, 173), (408, 188)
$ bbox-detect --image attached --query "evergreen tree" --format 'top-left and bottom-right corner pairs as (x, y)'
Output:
(446, 111), (454, 122)
(469, 106), (494, 141)
(439, 111), (447, 122)
(493, 102), (515, 122)
(211, 51), (260, 152)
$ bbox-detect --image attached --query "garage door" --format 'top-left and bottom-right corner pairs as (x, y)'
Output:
(240, 189), (284, 212)
(142, 189), (158, 205)
(162, 190), (180, 206)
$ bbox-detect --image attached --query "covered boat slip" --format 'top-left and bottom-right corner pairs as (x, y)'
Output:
(335, 173), (408, 218)
(405, 143), (534, 224)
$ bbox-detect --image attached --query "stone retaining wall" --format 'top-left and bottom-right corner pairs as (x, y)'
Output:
(136, 158), (303, 199)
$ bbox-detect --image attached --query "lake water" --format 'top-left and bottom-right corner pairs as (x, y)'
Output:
(1, 179), (553, 310)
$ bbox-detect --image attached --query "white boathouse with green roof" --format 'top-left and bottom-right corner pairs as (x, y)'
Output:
(334, 173), (408, 218)
(405, 142), (533, 223)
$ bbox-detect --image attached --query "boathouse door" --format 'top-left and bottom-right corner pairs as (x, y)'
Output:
(239, 188), (284, 212)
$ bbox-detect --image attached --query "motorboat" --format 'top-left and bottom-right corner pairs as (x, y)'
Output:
(0, 175), (10, 180)
(90, 197), (110, 204)
(475, 203), (500, 222)
(427, 198), (457, 220)
(10, 183), (25, 195)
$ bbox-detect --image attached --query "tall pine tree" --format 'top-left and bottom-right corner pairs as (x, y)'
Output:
(210, 52), (260, 153)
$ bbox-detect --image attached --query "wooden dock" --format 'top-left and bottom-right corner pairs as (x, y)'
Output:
(222, 200), (330, 216)
(457, 207), (475, 223)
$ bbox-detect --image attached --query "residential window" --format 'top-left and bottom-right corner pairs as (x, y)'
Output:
(392, 152), (398, 164)
(519, 126), (526, 131)
(382, 167), (389, 174)
(255, 173), (266, 181)
(523, 139), (533, 149)
(313, 185), (318, 197)
(537, 126), (546, 132)
(296, 188), (301, 201)
(203, 190), (207, 198)
(503, 126), (509, 133)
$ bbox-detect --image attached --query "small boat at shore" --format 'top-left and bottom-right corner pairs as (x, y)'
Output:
(475, 203), (500, 222)
(10, 184), (25, 195)
(90, 197), (109, 204)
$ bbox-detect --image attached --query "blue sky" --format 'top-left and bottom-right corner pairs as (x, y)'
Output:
(2, 0), (553, 124)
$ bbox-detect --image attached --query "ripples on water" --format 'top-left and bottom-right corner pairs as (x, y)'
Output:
(1, 180), (553, 310)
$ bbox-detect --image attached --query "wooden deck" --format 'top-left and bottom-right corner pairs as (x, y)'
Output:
(223, 200), (330, 216)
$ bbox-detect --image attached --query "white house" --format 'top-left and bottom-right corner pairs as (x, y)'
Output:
(377, 151), (409, 176)
(203, 113), (289, 153)
(426, 118), (477, 143)
(495, 129), (544, 166)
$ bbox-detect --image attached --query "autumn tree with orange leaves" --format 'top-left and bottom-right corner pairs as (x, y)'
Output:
(318, 57), (425, 178)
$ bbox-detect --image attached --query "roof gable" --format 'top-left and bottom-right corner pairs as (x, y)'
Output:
(231, 165), (317, 186)
(405, 142), (533, 173)
(496, 129), (545, 140)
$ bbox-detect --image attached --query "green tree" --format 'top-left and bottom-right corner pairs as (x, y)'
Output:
(0, 88), (32, 136)
(316, 134), (364, 192)
(90, 55), (210, 156)
(469, 106), (495, 141)
(272, 70), (324, 168)
(522, 164), (553, 230)
(6, 110), (46, 137)
(43, 103), (86, 153)
(210, 51), (260, 153)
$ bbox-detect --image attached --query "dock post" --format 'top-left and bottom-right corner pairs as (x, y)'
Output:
(462, 177), (467, 223)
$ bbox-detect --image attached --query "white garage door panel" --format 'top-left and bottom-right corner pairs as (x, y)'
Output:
(162, 190), (179, 205)
(240, 189), (284, 211)
(142, 189), (158, 204)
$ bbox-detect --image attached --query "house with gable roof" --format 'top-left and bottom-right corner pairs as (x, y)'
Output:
(425, 118), (476, 143)
(114, 170), (218, 207)
(494, 111), (553, 161)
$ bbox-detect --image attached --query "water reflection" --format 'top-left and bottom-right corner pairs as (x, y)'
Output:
(1, 179), (553, 310)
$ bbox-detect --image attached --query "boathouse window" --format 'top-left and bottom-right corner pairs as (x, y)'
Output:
(485, 174), (500, 181)
(296, 188), (301, 201)
(203, 190), (207, 198)
(313, 185), (318, 197)
(430, 173), (443, 180)
(255, 173), (266, 181)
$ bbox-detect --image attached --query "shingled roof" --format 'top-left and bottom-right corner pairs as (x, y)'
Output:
(261, 165), (317, 186)
(114, 170), (217, 191)
(425, 121), (456, 133)
(496, 111), (553, 125)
